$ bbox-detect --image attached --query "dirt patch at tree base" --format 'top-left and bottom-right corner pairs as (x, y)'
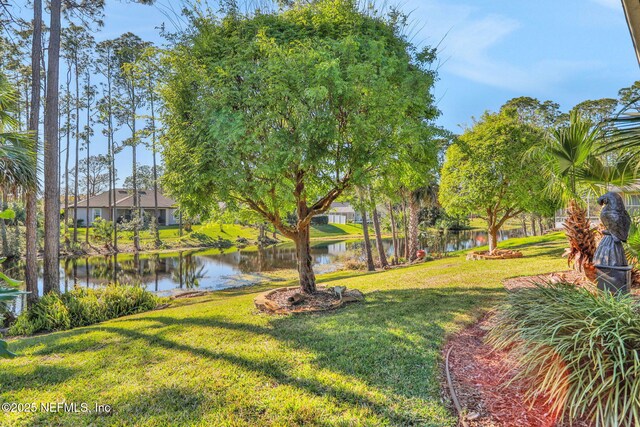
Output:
(466, 250), (523, 260)
(254, 286), (364, 314)
(443, 315), (591, 427)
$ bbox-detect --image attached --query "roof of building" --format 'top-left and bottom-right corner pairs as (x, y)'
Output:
(329, 202), (356, 214)
(77, 189), (177, 209)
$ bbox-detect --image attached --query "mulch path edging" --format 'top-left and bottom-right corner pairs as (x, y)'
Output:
(502, 270), (590, 291)
(254, 286), (364, 314)
(466, 250), (523, 260)
(443, 315), (591, 427)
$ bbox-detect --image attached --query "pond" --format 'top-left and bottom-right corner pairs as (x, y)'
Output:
(4, 227), (523, 312)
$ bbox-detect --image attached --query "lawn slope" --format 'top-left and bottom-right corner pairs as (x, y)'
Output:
(1, 234), (567, 426)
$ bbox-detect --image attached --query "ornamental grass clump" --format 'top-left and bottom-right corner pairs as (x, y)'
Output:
(9, 284), (161, 336)
(487, 283), (640, 427)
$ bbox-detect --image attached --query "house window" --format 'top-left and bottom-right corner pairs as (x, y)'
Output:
(92, 208), (102, 220)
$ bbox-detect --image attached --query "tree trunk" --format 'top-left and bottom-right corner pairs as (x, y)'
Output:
(294, 223), (316, 294)
(521, 215), (527, 236)
(25, 0), (42, 307)
(132, 143), (140, 253)
(371, 203), (388, 268)
(402, 197), (409, 259)
(64, 69), (71, 249)
(85, 71), (91, 245)
(129, 79), (141, 253)
(1, 192), (8, 257)
(73, 56), (80, 244)
(150, 77), (160, 248)
(531, 217), (537, 236)
(389, 201), (398, 265)
(107, 61), (117, 253)
(538, 216), (544, 235)
(488, 225), (498, 254)
(361, 209), (375, 271)
(43, 0), (62, 294)
(408, 192), (420, 261)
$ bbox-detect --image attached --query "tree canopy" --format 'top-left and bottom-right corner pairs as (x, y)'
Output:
(439, 109), (546, 253)
(161, 0), (439, 292)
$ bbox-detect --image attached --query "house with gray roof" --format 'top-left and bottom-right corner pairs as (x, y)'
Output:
(72, 189), (179, 226)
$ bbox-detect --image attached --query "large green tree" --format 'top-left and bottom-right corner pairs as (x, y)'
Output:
(161, 0), (438, 293)
(440, 110), (545, 254)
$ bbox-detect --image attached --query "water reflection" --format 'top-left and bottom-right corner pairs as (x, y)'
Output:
(4, 228), (523, 307)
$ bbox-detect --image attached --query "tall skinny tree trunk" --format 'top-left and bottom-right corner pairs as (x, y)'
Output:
(389, 201), (398, 265)
(43, 0), (62, 294)
(538, 216), (544, 235)
(531, 216), (537, 236)
(64, 69), (71, 249)
(408, 192), (420, 261)
(149, 77), (160, 248)
(294, 223), (316, 294)
(73, 59), (80, 244)
(521, 214), (527, 236)
(402, 196), (409, 259)
(371, 201), (388, 269)
(361, 209), (375, 271)
(132, 142), (140, 252)
(1, 192), (8, 257)
(25, 0), (42, 307)
(85, 71), (91, 245)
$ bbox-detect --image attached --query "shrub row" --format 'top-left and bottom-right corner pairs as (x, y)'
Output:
(9, 284), (160, 336)
(487, 283), (640, 427)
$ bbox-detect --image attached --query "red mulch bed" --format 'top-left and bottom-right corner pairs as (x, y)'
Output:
(502, 270), (590, 291)
(503, 270), (640, 296)
(467, 249), (523, 260)
(443, 316), (591, 427)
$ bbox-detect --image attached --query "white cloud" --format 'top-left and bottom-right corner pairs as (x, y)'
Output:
(403, 0), (599, 92)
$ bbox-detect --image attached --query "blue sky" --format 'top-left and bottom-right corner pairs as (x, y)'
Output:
(13, 0), (640, 184)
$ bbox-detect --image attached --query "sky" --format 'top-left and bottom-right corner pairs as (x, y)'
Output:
(9, 0), (640, 184)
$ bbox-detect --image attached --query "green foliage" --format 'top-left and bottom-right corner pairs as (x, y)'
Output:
(92, 216), (113, 243)
(0, 287), (24, 358)
(10, 292), (70, 336)
(0, 71), (38, 192)
(439, 109), (547, 251)
(488, 283), (640, 427)
(161, 0), (438, 226)
(9, 284), (160, 336)
(310, 216), (329, 225)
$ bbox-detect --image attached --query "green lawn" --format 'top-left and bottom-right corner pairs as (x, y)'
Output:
(309, 223), (371, 239)
(73, 222), (373, 252)
(1, 233), (567, 426)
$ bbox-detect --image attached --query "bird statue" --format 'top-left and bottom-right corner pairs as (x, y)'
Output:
(598, 192), (631, 242)
(593, 192), (631, 267)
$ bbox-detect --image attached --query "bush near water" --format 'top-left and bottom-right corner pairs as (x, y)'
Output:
(9, 284), (161, 336)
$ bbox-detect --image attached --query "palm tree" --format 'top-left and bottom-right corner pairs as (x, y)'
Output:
(407, 184), (438, 261)
(0, 73), (38, 192)
(530, 111), (626, 277)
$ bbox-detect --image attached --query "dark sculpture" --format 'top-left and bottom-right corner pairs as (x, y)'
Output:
(593, 192), (632, 293)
